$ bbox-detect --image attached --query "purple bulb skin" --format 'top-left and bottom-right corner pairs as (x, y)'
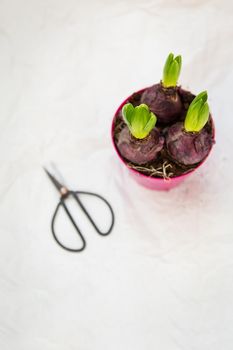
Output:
(117, 126), (164, 165)
(166, 122), (213, 165)
(140, 83), (182, 124)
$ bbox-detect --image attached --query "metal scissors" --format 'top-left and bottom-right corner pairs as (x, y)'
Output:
(44, 167), (115, 253)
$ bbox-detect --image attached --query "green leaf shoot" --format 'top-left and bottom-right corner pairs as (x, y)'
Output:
(162, 52), (182, 88)
(184, 91), (210, 132)
(122, 103), (157, 139)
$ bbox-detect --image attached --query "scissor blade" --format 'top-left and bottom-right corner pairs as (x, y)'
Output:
(43, 167), (65, 193)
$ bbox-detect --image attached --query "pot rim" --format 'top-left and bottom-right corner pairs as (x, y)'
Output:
(111, 86), (215, 182)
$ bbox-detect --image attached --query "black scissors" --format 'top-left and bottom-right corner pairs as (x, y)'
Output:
(44, 167), (115, 253)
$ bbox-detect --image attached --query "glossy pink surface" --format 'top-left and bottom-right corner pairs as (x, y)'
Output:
(111, 88), (215, 191)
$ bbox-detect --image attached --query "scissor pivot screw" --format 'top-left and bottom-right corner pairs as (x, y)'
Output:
(60, 187), (68, 197)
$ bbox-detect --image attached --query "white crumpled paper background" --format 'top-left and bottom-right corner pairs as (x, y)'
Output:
(0, 1), (233, 349)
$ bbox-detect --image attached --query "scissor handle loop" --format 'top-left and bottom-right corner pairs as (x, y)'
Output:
(51, 198), (86, 252)
(51, 191), (114, 253)
(72, 191), (115, 236)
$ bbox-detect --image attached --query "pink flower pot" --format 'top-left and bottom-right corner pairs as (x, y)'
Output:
(111, 88), (215, 191)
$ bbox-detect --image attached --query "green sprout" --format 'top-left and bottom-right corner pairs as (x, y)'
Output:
(122, 103), (157, 139)
(162, 52), (182, 88)
(184, 91), (210, 132)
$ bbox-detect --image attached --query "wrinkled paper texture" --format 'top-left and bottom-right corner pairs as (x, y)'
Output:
(0, 0), (233, 349)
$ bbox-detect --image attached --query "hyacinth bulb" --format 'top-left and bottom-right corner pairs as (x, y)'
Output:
(166, 91), (213, 165)
(140, 53), (183, 124)
(117, 103), (164, 164)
